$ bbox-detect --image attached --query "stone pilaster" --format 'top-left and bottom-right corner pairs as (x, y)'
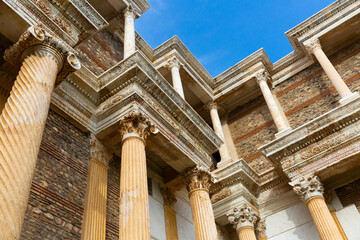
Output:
(290, 175), (344, 240)
(124, 6), (136, 58)
(207, 101), (231, 166)
(118, 111), (158, 240)
(81, 135), (112, 240)
(305, 38), (359, 105)
(254, 70), (291, 138)
(0, 26), (80, 240)
(256, 219), (267, 240)
(161, 187), (179, 240)
(166, 57), (185, 99)
(185, 165), (218, 240)
(227, 204), (258, 240)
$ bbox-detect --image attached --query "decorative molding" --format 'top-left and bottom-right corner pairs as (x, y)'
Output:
(4, 26), (80, 84)
(89, 134), (112, 166)
(119, 109), (158, 141)
(290, 175), (324, 202)
(160, 187), (177, 207)
(184, 165), (215, 193)
(227, 203), (259, 230)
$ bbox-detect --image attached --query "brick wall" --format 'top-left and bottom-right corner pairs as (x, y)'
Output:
(20, 109), (90, 240)
(335, 178), (360, 212)
(228, 39), (360, 173)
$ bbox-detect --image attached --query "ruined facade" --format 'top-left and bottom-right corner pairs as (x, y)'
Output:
(0, 0), (359, 239)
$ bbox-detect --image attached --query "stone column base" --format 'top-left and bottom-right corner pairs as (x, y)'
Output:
(339, 92), (360, 105)
(275, 127), (292, 139)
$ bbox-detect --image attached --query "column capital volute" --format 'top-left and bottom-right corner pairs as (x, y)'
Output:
(160, 187), (177, 208)
(227, 203), (259, 231)
(206, 101), (220, 111)
(119, 109), (158, 142)
(253, 69), (271, 85)
(4, 26), (80, 83)
(290, 174), (324, 203)
(304, 38), (322, 55)
(184, 165), (216, 194)
(165, 57), (182, 70)
(89, 134), (112, 166)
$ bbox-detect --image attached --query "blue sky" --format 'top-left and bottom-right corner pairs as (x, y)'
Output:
(135, 0), (335, 77)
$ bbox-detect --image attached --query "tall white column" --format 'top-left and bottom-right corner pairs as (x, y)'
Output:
(124, 6), (136, 59)
(254, 70), (291, 138)
(166, 57), (185, 99)
(305, 38), (359, 105)
(207, 102), (231, 166)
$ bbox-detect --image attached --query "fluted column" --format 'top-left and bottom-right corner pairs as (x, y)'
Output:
(185, 165), (218, 240)
(305, 39), (359, 105)
(118, 111), (158, 240)
(227, 204), (258, 240)
(254, 70), (291, 138)
(291, 175), (344, 240)
(0, 26), (80, 240)
(166, 57), (185, 99)
(124, 6), (136, 59)
(81, 135), (112, 240)
(161, 187), (179, 240)
(207, 102), (231, 166)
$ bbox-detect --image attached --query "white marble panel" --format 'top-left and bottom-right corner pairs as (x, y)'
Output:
(176, 214), (196, 240)
(149, 196), (166, 240)
(268, 221), (320, 240)
(173, 197), (193, 223)
(266, 203), (313, 238)
(336, 204), (360, 239)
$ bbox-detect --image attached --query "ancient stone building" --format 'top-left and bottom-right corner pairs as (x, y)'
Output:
(0, 0), (359, 239)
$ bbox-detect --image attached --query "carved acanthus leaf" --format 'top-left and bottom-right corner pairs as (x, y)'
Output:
(227, 204), (258, 230)
(90, 134), (112, 166)
(184, 165), (216, 193)
(290, 175), (324, 202)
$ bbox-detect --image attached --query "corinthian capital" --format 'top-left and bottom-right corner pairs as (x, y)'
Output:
(4, 26), (80, 83)
(227, 204), (259, 230)
(304, 38), (322, 54)
(119, 110), (158, 141)
(290, 175), (324, 202)
(160, 187), (177, 207)
(124, 5), (136, 19)
(253, 69), (270, 84)
(166, 57), (182, 70)
(184, 165), (215, 194)
(206, 101), (219, 111)
(90, 134), (112, 166)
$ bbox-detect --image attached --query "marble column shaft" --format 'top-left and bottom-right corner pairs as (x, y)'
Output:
(118, 112), (157, 240)
(291, 175), (344, 240)
(185, 166), (218, 240)
(255, 70), (291, 136)
(167, 58), (185, 98)
(124, 6), (136, 59)
(81, 135), (112, 240)
(0, 26), (79, 240)
(305, 39), (358, 104)
(228, 204), (258, 240)
(208, 102), (231, 163)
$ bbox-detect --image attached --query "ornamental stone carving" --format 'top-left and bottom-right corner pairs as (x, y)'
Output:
(184, 165), (215, 193)
(256, 219), (267, 238)
(254, 69), (270, 84)
(165, 57), (182, 70)
(290, 175), (324, 202)
(160, 187), (177, 207)
(89, 134), (112, 166)
(119, 110), (158, 141)
(4, 25), (80, 83)
(304, 38), (322, 54)
(227, 204), (259, 230)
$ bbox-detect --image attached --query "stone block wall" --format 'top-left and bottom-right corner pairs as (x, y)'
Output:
(20, 109), (90, 240)
(228, 39), (360, 174)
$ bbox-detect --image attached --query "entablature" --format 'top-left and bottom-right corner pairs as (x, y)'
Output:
(259, 97), (360, 181)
